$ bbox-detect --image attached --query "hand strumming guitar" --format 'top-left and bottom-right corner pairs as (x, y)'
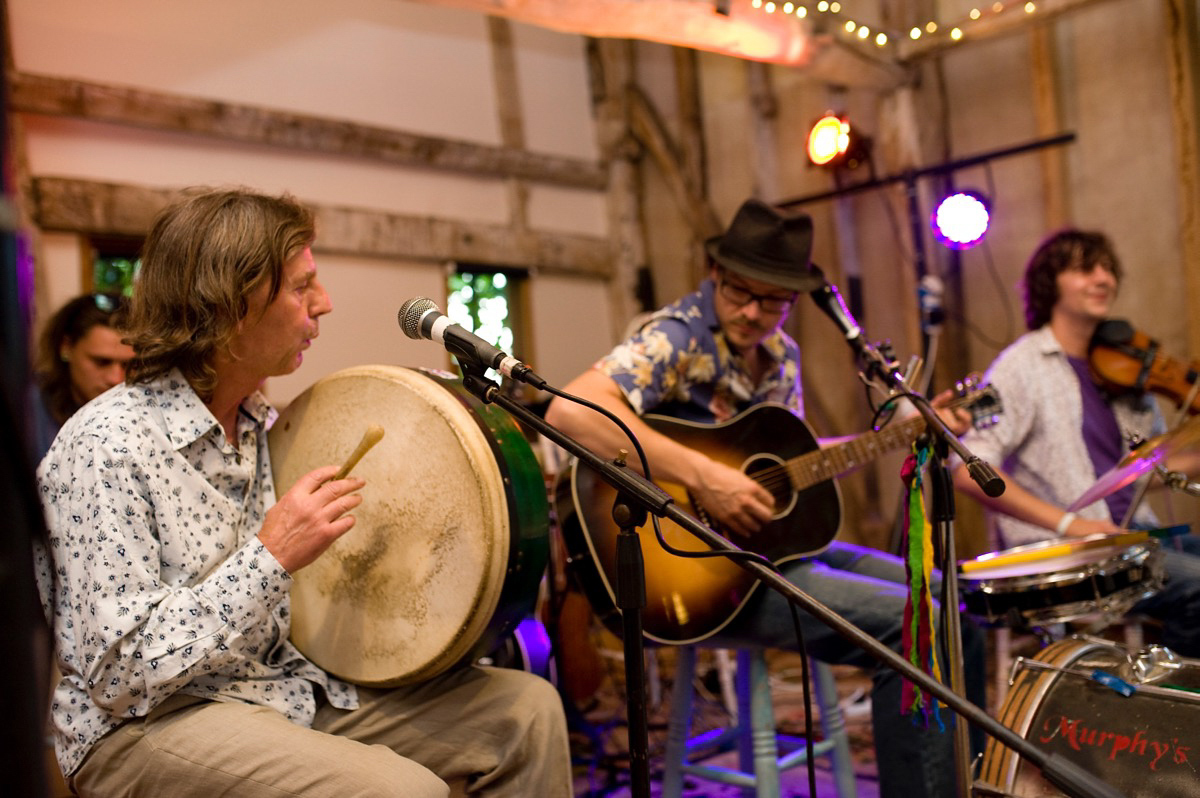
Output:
(689, 455), (775, 538)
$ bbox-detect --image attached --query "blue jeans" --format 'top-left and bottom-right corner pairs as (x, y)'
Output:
(1131, 533), (1200, 656)
(707, 541), (986, 798)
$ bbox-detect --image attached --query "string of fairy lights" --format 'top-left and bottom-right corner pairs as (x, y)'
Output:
(748, 0), (1041, 50)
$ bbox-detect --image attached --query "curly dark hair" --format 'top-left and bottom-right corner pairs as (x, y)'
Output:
(34, 293), (129, 425)
(123, 187), (315, 400)
(1022, 229), (1121, 330)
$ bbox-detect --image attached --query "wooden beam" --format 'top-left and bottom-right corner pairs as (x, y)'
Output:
(8, 71), (608, 191)
(414, 0), (814, 66)
(30, 177), (613, 277)
(898, 0), (1120, 62)
(1164, 0), (1200, 357)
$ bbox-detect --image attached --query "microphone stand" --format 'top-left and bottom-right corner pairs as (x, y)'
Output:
(455, 362), (1126, 798)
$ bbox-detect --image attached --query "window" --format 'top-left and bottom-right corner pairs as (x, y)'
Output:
(89, 236), (142, 296)
(446, 265), (528, 385)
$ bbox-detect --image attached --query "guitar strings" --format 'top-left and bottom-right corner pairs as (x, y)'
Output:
(737, 392), (981, 496)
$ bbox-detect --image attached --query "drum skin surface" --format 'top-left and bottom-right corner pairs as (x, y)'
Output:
(268, 365), (548, 687)
(981, 636), (1200, 797)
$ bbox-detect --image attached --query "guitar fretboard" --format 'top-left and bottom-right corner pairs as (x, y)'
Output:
(785, 415), (926, 490)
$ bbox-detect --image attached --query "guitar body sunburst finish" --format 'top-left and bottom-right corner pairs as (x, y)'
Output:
(567, 403), (840, 644)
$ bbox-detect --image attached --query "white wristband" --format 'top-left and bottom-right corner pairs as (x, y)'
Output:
(1056, 511), (1077, 536)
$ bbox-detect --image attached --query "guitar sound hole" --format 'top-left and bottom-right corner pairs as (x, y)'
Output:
(745, 454), (795, 520)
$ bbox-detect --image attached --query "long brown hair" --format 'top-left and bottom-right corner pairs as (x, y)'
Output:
(123, 188), (315, 400)
(34, 293), (129, 424)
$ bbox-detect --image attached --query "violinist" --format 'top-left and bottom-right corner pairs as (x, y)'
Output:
(952, 229), (1200, 656)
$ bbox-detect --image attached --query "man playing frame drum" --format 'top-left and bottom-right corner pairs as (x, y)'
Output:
(35, 187), (571, 798)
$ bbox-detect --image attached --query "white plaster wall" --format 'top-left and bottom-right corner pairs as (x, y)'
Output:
(9, 0), (612, 408)
(10, 0), (501, 144)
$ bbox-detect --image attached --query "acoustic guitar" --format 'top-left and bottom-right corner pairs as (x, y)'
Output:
(564, 383), (999, 644)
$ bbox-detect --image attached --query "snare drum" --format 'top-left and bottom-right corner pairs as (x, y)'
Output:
(268, 365), (549, 686)
(979, 636), (1200, 798)
(958, 535), (1164, 627)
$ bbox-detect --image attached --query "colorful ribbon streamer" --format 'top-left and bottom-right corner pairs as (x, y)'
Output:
(900, 441), (945, 731)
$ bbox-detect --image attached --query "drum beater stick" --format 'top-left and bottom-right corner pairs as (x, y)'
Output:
(333, 425), (385, 481)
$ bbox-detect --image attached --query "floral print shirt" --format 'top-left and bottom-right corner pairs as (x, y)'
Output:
(596, 279), (803, 422)
(36, 370), (357, 776)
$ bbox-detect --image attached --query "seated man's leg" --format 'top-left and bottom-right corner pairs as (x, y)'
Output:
(1132, 545), (1200, 657)
(73, 694), (449, 798)
(709, 541), (986, 798)
(316, 665), (572, 798)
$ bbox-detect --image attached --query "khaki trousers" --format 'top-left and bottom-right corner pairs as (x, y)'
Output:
(70, 666), (571, 798)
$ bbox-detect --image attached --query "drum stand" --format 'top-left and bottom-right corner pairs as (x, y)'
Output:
(458, 364), (1126, 798)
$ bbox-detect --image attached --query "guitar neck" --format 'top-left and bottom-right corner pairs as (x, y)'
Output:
(785, 415), (926, 490)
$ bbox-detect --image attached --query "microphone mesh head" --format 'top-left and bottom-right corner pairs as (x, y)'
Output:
(398, 297), (437, 339)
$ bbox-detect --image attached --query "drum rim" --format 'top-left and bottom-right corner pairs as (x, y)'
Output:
(983, 636), (1124, 792)
(271, 364), (514, 686)
(961, 541), (1159, 588)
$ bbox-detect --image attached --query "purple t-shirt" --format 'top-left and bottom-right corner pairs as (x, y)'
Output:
(1068, 355), (1135, 524)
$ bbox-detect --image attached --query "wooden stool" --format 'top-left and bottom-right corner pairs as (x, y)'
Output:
(661, 647), (857, 798)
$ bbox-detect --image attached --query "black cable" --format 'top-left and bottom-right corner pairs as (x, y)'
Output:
(541, 383), (777, 570)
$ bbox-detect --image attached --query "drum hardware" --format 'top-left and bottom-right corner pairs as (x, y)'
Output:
(1161, 468), (1200, 497)
(1010, 655), (1200, 705)
(1070, 413), (1200, 512)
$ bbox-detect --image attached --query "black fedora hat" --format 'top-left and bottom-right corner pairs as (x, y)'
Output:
(705, 199), (823, 292)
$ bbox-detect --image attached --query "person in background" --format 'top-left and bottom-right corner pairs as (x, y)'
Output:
(953, 228), (1200, 655)
(31, 291), (133, 459)
(36, 187), (571, 798)
(545, 198), (986, 798)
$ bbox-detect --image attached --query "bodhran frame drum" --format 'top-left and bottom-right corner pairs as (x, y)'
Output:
(958, 534), (1164, 628)
(268, 365), (549, 687)
(978, 636), (1200, 798)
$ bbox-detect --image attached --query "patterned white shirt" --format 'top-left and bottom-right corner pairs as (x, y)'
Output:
(36, 370), (357, 776)
(959, 326), (1163, 548)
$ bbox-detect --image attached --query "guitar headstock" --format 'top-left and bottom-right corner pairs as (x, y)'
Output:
(954, 372), (1004, 430)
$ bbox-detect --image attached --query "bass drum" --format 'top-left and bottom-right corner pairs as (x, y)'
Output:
(979, 636), (1200, 798)
(269, 365), (548, 687)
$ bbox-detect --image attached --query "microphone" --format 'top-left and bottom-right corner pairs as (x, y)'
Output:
(397, 297), (547, 389)
(918, 274), (944, 334)
(807, 265), (876, 365)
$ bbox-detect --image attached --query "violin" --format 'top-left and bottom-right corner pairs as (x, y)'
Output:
(1088, 319), (1200, 414)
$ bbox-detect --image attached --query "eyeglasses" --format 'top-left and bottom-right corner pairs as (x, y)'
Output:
(717, 277), (796, 314)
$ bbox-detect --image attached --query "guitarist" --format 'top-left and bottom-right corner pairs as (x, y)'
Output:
(545, 198), (986, 798)
(952, 229), (1200, 656)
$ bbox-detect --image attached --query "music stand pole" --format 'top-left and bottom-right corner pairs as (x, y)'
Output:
(611, 478), (652, 798)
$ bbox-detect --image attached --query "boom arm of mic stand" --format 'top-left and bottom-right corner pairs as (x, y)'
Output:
(861, 353), (1005, 498)
(458, 371), (1122, 798)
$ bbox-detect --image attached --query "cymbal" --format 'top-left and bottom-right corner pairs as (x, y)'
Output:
(1068, 414), (1200, 512)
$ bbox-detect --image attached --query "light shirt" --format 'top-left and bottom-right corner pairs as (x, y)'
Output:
(36, 370), (356, 775)
(959, 326), (1163, 548)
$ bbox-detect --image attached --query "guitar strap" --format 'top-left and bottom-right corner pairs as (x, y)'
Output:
(900, 442), (946, 731)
